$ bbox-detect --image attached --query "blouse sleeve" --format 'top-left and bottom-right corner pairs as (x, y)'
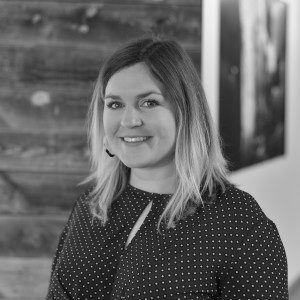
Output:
(218, 218), (288, 299)
(45, 200), (78, 300)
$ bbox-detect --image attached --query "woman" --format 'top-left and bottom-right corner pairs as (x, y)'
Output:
(46, 37), (288, 299)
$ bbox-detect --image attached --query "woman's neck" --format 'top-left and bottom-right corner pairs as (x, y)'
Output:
(129, 165), (177, 194)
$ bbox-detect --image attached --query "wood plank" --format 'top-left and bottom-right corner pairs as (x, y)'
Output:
(0, 86), (89, 132)
(0, 43), (201, 86)
(0, 44), (107, 85)
(0, 2), (202, 46)
(0, 171), (88, 214)
(0, 257), (52, 300)
(0, 131), (89, 173)
(0, 0), (201, 4)
(0, 215), (68, 256)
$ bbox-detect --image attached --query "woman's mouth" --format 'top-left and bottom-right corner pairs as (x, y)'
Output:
(122, 136), (151, 143)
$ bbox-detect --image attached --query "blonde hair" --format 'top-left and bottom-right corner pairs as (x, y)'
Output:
(81, 37), (229, 232)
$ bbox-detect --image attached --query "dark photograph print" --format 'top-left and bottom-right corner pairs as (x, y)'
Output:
(219, 0), (287, 171)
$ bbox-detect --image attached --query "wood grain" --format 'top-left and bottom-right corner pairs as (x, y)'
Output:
(0, 130), (88, 172)
(0, 44), (200, 87)
(0, 215), (68, 256)
(0, 86), (89, 132)
(0, 44), (106, 85)
(0, 171), (88, 214)
(0, 0), (200, 4)
(0, 1), (202, 46)
(0, 257), (52, 300)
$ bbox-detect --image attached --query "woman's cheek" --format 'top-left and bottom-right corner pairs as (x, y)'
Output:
(106, 121), (120, 146)
(103, 112), (116, 135)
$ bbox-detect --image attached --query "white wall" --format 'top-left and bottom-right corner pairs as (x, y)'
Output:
(202, 0), (300, 286)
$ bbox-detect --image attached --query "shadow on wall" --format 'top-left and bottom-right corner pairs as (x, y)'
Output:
(289, 275), (300, 300)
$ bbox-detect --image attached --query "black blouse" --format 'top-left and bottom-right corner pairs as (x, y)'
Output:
(46, 184), (288, 299)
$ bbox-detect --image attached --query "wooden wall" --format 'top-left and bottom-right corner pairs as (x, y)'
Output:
(0, 0), (202, 298)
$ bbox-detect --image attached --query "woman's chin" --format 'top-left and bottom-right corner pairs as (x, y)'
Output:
(121, 160), (151, 169)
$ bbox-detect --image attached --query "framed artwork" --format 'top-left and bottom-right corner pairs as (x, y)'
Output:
(219, 0), (287, 171)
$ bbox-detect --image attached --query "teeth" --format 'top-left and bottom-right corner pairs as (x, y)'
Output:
(123, 137), (149, 142)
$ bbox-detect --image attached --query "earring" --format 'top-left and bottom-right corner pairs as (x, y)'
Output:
(103, 136), (115, 157)
(105, 149), (115, 157)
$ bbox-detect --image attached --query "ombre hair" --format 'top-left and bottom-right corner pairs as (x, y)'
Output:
(81, 37), (229, 232)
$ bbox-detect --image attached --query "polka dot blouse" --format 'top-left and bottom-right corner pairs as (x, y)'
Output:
(46, 184), (288, 299)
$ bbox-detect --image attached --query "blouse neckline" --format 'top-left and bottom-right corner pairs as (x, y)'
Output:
(126, 182), (173, 198)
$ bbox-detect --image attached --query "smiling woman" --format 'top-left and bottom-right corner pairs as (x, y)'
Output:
(46, 37), (288, 299)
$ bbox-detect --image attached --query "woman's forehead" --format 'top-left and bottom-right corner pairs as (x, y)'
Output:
(104, 63), (164, 97)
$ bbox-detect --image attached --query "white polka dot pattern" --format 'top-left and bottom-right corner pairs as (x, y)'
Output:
(46, 184), (288, 299)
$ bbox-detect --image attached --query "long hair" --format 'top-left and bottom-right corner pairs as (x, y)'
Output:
(81, 37), (229, 232)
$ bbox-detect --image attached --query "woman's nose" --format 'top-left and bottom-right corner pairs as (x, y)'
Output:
(120, 107), (143, 128)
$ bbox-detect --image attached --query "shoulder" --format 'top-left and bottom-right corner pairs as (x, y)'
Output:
(211, 184), (267, 222)
(77, 185), (94, 204)
(195, 185), (271, 244)
(67, 185), (94, 223)
(214, 190), (288, 297)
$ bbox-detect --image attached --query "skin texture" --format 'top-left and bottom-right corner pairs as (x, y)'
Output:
(103, 62), (177, 193)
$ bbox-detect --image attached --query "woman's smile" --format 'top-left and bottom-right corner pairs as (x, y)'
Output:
(121, 136), (152, 143)
(120, 136), (152, 147)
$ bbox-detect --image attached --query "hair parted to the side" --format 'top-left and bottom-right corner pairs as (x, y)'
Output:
(81, 36), (230, 232)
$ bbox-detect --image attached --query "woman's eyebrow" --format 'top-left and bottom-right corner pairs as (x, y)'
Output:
(136, 91), (163, 99)
(104, 94), (121, 100)
(104, 91), (163, 100)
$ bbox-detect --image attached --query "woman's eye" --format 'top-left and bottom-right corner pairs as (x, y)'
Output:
(141, 100), (159, 108)
(106, 101), (122, 109)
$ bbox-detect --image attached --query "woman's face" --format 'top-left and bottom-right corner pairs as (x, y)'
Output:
(103, 62), (176, 170)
